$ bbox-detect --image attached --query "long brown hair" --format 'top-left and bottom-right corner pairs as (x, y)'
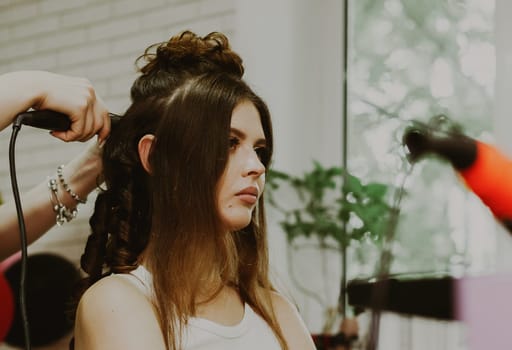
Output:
(75, 31), (288, 350)
(146, 73), (283, 349)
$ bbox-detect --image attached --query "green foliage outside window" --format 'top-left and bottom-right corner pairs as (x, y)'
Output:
(267, 164), (391, 249)
(348, 0), (495, 274)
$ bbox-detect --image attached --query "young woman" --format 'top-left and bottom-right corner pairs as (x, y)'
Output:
(0, 70), (110, 261)
(73, 32), (315, 350)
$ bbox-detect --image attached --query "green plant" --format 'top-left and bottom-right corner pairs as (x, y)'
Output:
(267, 162), (391, 249)
(265, 161), (392, 333)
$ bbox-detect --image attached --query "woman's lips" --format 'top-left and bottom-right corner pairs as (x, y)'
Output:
(236, 186), (259, 205)
(236, 193), (258, 205)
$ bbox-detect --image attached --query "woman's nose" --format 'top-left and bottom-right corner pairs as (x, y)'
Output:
(243, 149), (266, 177)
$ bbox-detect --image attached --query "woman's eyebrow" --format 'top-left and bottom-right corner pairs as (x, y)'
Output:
(230, 127), (266, 146)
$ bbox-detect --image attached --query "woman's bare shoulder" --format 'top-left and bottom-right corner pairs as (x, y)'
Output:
(78, 274), (150, 313)
(74, 274), (164, 350)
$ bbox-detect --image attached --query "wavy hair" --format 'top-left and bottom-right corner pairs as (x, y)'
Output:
(131, 30), (244, 101)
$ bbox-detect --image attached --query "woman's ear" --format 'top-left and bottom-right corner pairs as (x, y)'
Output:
(138, 134), (155, 173)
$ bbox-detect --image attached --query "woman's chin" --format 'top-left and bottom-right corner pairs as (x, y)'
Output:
(225, 215), (252, 232)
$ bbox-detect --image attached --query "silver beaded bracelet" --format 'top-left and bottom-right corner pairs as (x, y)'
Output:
(48, 177), (77, 226)
(56, 164), (87, 204)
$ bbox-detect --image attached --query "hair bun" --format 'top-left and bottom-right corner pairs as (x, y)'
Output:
(137, 31), (244, 78)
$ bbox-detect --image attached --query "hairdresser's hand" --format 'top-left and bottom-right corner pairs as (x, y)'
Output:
(31, 71), (111, 142)
(0, 70), (110, 142)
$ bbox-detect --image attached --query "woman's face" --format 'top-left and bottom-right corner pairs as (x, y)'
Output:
(217, 100), (267, 231)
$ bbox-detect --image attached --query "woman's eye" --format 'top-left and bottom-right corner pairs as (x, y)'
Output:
(229, 137), (240, 150)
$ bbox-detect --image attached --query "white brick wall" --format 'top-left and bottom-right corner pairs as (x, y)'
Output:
(0, 1), (235, 347)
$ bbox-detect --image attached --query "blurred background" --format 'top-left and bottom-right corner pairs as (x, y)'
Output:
(0, 0), (510, 349)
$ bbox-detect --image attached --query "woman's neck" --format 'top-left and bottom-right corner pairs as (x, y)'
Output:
(194, 284), (245, 325)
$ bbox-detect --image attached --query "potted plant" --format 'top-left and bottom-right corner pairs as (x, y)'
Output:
(266, 162), (392, 349)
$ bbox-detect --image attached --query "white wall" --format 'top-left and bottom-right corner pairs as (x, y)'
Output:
(495, 0), (512, 154)
(493, 0), (512, 272)
(234, 0), (343, 172)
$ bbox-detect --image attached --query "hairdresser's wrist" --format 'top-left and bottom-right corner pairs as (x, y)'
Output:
(2, 71), (44, 112)
(13, 71), (51, 108)
(58, 141), (103, 207)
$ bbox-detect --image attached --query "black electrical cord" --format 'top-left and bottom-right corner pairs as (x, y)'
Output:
(6, 110), (74, 350)
(5, 110), (119, 350)
(9, 117), (31, 350)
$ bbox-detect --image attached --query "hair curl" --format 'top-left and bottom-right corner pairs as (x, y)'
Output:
(131, 31), (244, 101)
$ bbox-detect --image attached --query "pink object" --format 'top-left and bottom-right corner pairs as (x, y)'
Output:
(456, 274), (512, 349)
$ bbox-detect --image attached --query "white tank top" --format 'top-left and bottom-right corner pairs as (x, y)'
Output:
(120, 265), (282, 350)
